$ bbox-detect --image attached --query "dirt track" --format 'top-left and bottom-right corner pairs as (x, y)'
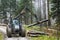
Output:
(0, 25), (28, 40)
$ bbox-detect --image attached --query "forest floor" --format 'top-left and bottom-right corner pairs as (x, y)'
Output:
(0, 25), (59, 40)
(24, 25), (58, 40)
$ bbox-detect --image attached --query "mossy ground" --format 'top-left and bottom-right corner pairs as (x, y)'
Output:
(24, 25), (58, 40)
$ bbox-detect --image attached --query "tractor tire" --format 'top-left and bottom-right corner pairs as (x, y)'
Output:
(19, 28), (26, 37)
(21, 29), (26, 37)
(6, 27), (12, 38)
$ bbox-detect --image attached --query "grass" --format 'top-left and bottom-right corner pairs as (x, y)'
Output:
(0, 33), (3, 40)
(29, 35), (57, 40)
(24, 25), (58, 40)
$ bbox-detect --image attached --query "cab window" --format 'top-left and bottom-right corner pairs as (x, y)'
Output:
(13, 20), (19, 25)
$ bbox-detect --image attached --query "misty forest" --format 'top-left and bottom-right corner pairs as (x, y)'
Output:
(0, 0), (60, 40)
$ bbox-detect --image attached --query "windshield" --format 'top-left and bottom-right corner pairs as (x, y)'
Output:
(13, 20), (19, 25)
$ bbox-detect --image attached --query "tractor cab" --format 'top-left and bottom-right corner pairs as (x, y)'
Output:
(12, 19), (20, 30)
(12, 19), (21, 33)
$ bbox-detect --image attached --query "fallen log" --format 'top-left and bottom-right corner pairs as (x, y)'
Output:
(27, 31), (48, 37)
(28, 19), (48, 27)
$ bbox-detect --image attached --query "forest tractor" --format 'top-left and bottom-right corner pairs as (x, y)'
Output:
(6, 17), (26, 37)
